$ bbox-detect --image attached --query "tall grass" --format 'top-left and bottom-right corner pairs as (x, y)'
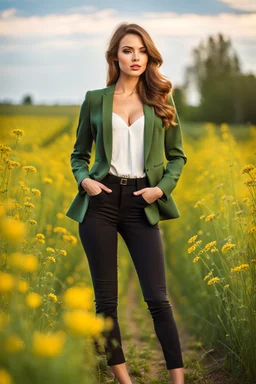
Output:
(163, 122), (256, 382)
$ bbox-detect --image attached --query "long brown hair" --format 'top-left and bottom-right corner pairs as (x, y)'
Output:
(105, 22), (178, 130)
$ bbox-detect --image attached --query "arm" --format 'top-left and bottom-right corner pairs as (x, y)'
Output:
(156, 92), (188, 203)
(70, 90), (93, 195)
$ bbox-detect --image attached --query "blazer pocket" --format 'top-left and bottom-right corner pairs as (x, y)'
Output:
(153, 161), (164, 167)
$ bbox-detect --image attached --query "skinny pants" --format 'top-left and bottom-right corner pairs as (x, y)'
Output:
(78, 173), (184, 370)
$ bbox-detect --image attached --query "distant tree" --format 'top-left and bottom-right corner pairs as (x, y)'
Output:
(183, 33), (255, 123)
(22, 94), (33, 105)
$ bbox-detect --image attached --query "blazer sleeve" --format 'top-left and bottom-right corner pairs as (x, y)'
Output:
(156, 93), (188, 203)
(70, 90), (93, 195)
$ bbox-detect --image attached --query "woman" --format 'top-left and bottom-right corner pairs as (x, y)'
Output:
(66, 23), (187, 384)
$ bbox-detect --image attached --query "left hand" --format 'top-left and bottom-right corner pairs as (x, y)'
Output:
(133, 187), (164, 204)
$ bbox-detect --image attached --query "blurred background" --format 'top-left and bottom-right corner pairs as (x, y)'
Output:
(0, 2), (255, 384)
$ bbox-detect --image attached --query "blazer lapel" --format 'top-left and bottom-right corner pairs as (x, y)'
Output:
(102, 82), (154, 169)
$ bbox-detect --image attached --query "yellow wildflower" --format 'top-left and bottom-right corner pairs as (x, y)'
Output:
(62, 235), (77, 245)
(36, 233), (45, 244)
(9, 252), (38, 273)
(188, 235), (198, 243)
(6, 160), (20, 169)
(205, 213), (215, 222)
(60, 249), (67, 256)
(0, 272), (15, 293)
(24, 202), (34, 209)
(0, 217), (27, 243)
(193, 256), (200, 263)
(207, 277), (220, 285)
(23, 165), (37, 173)
(12, 129), (24, 136)
(188, 244), (197, 254)
(0, 369), (13, 384)
(31, 188), (41, 196)
(62, 286), (93, 310)
(28, 219), (37, 225)
(48, 293), (57, 302)
(43, 177), (53, 184)
(204, 271), (213, 280)
(46, 247), (55, 253)
(32, 330), (66, 357)
(63, 310), (104, 336)
(44, 256), (56, 265)
(25, 292), (42, 308)
(0, 144), (12, 154)
(204, 241), (217, 252)
(231, 264), (249, 273)
(53, 227), (67, 234)
(4, 334), (25, 353)
(66, 276), (74, 284)
(16, 279), (29, 293)
(222, 242), (236, 253)
(241, 164), (255, 174)
(248, 227), (256, 234)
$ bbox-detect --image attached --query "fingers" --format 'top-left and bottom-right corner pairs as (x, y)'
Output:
(133, 188), (146, 195)
(98, 183), (112, 193)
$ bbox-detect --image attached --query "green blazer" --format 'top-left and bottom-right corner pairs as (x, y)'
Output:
(65, 82), (187, 225)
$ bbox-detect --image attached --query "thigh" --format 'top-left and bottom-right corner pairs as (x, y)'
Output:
(118, 222), (168, 302)
(79, 214), (119, 301)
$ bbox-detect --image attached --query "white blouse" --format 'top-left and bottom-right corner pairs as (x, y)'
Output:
(109, 112), (146, 178)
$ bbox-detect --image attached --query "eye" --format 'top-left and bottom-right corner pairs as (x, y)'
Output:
(123, 50), (131, 53)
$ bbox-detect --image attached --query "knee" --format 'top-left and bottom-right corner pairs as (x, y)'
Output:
(145, 295), (172, 316)
(95, 296), (118, 317)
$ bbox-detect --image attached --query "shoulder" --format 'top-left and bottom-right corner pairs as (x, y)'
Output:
(85, 86), (107, 99)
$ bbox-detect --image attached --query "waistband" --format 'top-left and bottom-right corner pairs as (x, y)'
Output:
(102, 173), (148, 186)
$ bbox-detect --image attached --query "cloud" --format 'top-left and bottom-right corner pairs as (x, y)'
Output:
(218, 0), (256, 12)
(0, 6), (255, 45)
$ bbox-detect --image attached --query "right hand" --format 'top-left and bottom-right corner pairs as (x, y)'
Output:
(81, 178), (112, 196)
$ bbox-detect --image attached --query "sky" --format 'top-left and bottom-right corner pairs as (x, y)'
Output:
(0, 0), (255, 105)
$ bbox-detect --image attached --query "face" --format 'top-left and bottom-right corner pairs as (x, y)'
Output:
(114, 33), (148, 77)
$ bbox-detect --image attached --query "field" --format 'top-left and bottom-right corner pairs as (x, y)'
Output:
(0, 105), (255, 384)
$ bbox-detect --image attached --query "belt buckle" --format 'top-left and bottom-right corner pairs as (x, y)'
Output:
(120, 178), (128, 185)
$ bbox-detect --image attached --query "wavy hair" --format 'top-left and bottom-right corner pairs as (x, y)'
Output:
(105, 22), (178, 130)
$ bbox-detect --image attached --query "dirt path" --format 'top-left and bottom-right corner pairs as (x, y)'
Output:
(100, 267), (244, 383)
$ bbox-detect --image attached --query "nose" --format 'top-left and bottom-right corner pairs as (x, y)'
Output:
(132, 53), (140, 61)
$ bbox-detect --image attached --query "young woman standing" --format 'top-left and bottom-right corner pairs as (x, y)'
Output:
(66, 22), (188, 384)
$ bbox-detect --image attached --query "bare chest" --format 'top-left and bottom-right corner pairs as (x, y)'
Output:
(112, 94), (144, 127)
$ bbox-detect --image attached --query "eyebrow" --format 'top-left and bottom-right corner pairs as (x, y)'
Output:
(121, 45), (146, 49)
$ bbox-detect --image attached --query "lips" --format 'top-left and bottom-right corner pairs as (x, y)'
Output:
(130, 65), (141, 69)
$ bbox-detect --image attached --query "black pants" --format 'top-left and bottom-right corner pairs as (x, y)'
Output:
(78, 173), (184, 370)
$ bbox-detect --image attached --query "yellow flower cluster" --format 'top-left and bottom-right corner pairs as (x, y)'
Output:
(32, 330), (66, 357)
(25, 292), (42, 308)
(205, 213), (215, 221)
(188, 235), (198, 243)
(222, 242), (236, 253)
(9, 252), (39, 272)
(62, 286), (93, 310)
(207, 277), (220, 285)
(63, 310), (105, 337)
(36, 233), (45, 244)
(48, 293), (58, 302)
(204, 240), (217, 251)
(23, 165), (37, 173)
(231, 264), (249, 273)
(240, 164), (255, 174)
(12, 129), (24, 136)
(43, 177), (53, 184)
(53, 226), (67, 234)
(188, 240), (202, 254)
